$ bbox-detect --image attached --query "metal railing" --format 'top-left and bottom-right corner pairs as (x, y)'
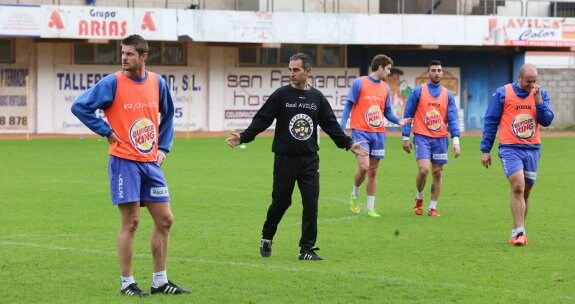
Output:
(7, 0), (575, 17)
(193, 0), (575, 16)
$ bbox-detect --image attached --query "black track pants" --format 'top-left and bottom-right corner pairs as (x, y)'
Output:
(261, 153), (319, 251)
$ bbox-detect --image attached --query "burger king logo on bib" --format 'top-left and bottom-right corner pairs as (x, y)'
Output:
(129, 118), (156, 154)
(424, 110), (443, 131)
(365, 105), (383, 128)
(512, 114), (535, 139)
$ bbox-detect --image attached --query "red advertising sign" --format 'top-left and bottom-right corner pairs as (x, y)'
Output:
(41, 5), (177, 40)
(484, 17), (575, 47)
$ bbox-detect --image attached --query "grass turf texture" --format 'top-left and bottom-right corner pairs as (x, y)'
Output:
(1, 136), (573, 303)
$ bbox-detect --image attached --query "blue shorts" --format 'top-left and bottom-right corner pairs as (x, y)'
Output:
(413, 134), (448, 164)
(108, 155), (170, 205)
(498, 146), (540, 185)
(352, 130), (386, 159)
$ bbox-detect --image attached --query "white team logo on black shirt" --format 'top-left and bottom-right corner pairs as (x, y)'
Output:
(289, 114), (313, 140)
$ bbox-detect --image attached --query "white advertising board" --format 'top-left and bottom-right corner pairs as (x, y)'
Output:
(53, 65), (206, 134)
(0, 66), (29, 132)
(41, 5), (177, 40)
(222, 67), (359, 130)
(0, 5), (42, 37)
(484, 17), (575, 47)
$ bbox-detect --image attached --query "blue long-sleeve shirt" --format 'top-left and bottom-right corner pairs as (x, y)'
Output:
(480, 81), (554, 153)
(402, 82), (460, 139)
(71, 72), (175, 154)
(339, 75), (400, 129)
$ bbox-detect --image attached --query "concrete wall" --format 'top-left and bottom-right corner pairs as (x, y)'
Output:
(538, 69), (575, 127)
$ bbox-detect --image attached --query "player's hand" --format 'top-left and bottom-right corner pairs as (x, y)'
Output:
(350, 141), (368, 157)
(107, 132), (124, 145)
(226, 133), (241, 148)
(156, 150), (166, 166)
(481, 153), (491, 169)
(532, 84), (542, 105)
(398, 118), (412, 127)
(452, 144), (461, 158)
(402, 140), (412, 154)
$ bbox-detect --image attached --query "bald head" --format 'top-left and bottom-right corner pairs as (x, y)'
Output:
(519, 63), (538, 78)
(517, 63), (538, 90)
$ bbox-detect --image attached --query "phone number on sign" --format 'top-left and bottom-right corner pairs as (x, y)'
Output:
(0, 116), (27, 126)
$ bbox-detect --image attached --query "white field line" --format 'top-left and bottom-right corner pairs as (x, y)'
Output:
(2, 239), (571, 300)
(42, 179), (105, 185)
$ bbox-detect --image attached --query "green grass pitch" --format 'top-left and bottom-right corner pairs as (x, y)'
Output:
(1, 135), (573, 303)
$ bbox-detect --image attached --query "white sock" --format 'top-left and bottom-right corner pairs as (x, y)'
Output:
(429, 200), (438, 210)
(511, 227), (525, 237)
(366, 196), (375, 210)
(416, 191), (424, 199)
(121, 275), (135, 289)
(152, 270), (168, 287)
(352, 186), (360, 197)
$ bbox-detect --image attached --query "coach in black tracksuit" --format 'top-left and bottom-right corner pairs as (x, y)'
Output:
(226, 53), (367, 261)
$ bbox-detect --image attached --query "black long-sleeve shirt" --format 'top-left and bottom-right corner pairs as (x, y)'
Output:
(240, 85), (353, 155)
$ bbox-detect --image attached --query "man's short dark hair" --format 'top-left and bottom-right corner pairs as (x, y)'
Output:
(290, 53), (312, 69)
(428, 60), (442, 68)
(121, 34), (148, 56)
(371, 54), (393, 72)
(390, 68), (404, 76)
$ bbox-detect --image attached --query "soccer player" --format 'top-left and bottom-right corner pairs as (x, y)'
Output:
(340, 54), (411, 217)
(402, 60), (461, 217)
(226, 53), (367, 261)
(480, 63), (554, 246)
(71, 34), (190, 296)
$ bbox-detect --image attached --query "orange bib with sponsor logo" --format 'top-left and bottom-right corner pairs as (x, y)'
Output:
(498, 84), (540, 145)
(412, 84), (448, 138)
(350, 76), (388, 132)
(105, 71), (160, 162)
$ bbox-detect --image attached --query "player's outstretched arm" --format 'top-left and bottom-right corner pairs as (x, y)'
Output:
(397, 118), (412, 127)
(226, 133), (241, 148)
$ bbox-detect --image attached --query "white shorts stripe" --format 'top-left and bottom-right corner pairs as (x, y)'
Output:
(524, 170), (537, 180)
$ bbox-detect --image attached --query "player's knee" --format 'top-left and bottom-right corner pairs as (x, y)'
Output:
(432, 169), (442, 179)
(367, 168), (378, 179)
(153, 212), (174, 230)
(418, 167), (429, 176)
(358, 162), (370, 172)
(271, 199), (292, 210)
(510, 183), (525, 195)
(123, 217), (140, 233)
(162, 213), (174, 228)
